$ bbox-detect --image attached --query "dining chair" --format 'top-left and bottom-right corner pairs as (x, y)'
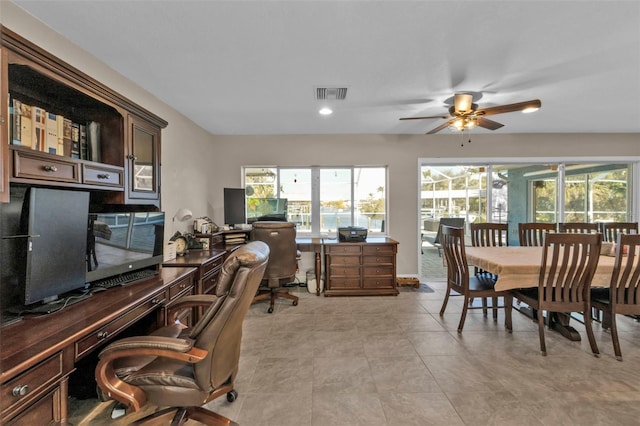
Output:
(591, 233), (640, 361)
(512, 232), (602, 356)
(470, 222), (508, 247)
(439, 225), (513, 333)
(518, 222), (556, 246)
(558, 222), (599, 234)
(599, 222), (638, 243)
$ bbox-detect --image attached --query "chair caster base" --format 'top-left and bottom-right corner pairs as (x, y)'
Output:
(227, 389), (238, 402)
(267, 307), (274, 313)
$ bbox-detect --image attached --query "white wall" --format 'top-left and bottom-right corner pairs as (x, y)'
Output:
(4, 2), (639, 277)
(210, 133), (640, 276)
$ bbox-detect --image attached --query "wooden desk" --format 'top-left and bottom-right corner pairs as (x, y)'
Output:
(0, 267), (196, 424)
(295, 237), (324, 296)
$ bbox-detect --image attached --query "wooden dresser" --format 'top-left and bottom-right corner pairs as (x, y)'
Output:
(324, 237), (399, 296)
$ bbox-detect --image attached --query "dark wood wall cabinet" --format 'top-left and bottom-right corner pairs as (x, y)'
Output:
(0, 27), (167, 206)
(324, 237), (399, 296)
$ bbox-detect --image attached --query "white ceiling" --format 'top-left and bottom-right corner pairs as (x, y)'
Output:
(12, 0), (640, 136)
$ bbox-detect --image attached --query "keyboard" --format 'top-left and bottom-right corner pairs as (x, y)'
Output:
(93, 269), (158, 289)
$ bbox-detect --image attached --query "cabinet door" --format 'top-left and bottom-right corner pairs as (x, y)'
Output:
(126, 115), (160, 203)
(0, 47), (9, 203)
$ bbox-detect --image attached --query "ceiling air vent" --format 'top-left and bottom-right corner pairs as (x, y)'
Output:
(315, 87), (348, 100)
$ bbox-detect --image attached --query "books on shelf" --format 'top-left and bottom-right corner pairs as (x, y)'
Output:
(224, 233), (248, 245)
(6, 95), (105, 163)
(46, 112), (59, 155)
(32, 106), (46, 152)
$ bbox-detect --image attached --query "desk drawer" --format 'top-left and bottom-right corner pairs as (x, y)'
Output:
(363, 245), (395, 255)
(362, 266), (394, 276)
(4, 386), (62, 425)
(363, 277), (395, 288)
(83, 164), (124, 188)
(75, 293), (166, 359)
(328, 278), (361, 289)
(362, 254), (394, 265)
(326, 245), (361, 254)
(201, 256), (224, 277)
(1, 353), (62, 414)
(13, 149), (79, 183)
(328, 255), (361, 265)
(329, 266), (361, 277)
(168, 275), (194, 300)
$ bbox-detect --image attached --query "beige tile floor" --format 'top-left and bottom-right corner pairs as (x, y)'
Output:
(71, 248), (640, 425)
(200, 280), (640, 426)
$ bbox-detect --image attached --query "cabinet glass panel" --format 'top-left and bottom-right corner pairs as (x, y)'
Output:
(132, 126), (154, 192)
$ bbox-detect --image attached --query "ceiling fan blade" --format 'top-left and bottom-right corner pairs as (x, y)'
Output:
(427, 119), (455, 134)
(476, 117), (504, 131)
(399, 115), (450, 121)
(453, 93), (474, 114)
(476, 99), (541, 117)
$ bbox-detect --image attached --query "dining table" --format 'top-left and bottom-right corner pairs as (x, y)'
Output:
(465, 246), (616, 340)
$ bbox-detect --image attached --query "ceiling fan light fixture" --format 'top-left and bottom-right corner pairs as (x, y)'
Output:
(319, 107), (333, 115)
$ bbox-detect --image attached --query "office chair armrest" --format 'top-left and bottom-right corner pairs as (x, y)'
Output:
(170, 294), (219, 310)
(96, 336), (208, 412)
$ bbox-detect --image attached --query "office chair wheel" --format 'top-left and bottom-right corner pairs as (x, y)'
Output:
(226, 390), (238, 402)
(292, 300), (298, 306)
(268, 306), (274, 313)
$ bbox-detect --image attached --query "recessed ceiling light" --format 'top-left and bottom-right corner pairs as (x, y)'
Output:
(319, 107), (333, 115)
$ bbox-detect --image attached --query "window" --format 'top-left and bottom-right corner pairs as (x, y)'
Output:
(244, 166), (387, 235)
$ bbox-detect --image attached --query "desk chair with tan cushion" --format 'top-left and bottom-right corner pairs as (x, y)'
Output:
(95, 241), (269, 425)
(250, 221), (300, 313)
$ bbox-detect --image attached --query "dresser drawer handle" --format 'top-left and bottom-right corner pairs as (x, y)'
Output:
(127, 154), (138, 161)
(151, 298), (161, 304)
(97, 173), (110, 179)
(43, 165), (58, 173)
(97, 331), (109, 340)
(12, 385), (29, 397)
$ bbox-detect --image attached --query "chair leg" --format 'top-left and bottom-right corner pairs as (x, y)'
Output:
(481, 297), (488, 317)
(583, 308), (600, 358)
(609, 312), (623, 361)
(439, 285), (451, 316)
(458, 295), (470, 333)
(537, 309), (547, 356)
(492, 296), (498, 321)
(186, 406), (239, 426)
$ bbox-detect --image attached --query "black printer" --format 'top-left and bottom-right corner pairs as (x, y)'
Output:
(338, 226), (367, 242)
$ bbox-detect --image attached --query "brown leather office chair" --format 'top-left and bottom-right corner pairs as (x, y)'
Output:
(518, 222), (556, 246)
(94, 241), (269, 425)
(512, 233), (601, 356)
(592, 233), (640, 361)
(599, 222), (638, 243)
(439, 225), (513, 333)
(250, 221), (299, 313)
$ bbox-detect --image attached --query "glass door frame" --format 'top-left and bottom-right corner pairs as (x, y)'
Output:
(417, 156), (640, 280)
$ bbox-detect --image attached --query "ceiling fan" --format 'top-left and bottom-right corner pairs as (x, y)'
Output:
(399, 93), (541, 134)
